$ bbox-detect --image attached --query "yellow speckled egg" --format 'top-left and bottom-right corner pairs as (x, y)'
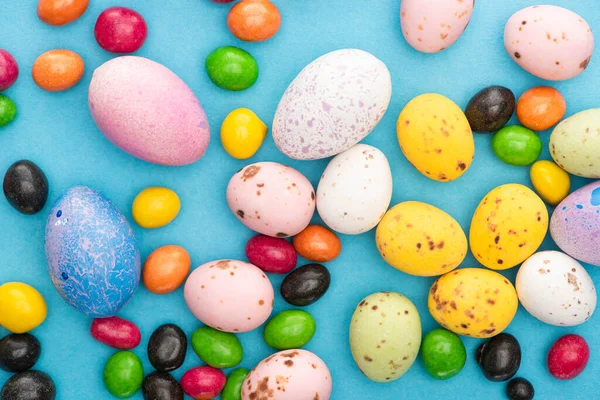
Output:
(530, 160), (570, 206)
(470, 184), (548, 270)
(397, 94), (474, 182)
(132, 187), (181, 229)
(428, 268), (518, 338)
(376, 201), (467, 276)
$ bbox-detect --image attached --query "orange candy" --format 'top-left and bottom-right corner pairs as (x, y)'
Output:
(37, 0), (89, 26)
(293, 225), (342, 263)
(143, 245), (191, 294)
(227, 0), (281, 42)
(32, 49), (84, 92)
(517, 86), (566, 131)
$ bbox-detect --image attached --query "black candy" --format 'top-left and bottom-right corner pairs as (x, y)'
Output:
(0, 370), (56, 400)
(476, 333), (521, 382)
(280, 263), (330, 306)
(142, 371), (184, 400)
(148, 324), (187, 372)
(0, 333), (41, 372)
(3, 160), (49, 215)
(506, 377), (535, 400)
(465, 86), (515, 133)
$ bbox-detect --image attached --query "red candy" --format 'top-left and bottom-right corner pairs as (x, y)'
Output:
(180, 366), (226, 400)
(246, 234), (297, 274)
(0, 50), (19, 91)
(94, 7), (148, 53)
(90, 316), (141, 350)
(547, 334), (590, 380)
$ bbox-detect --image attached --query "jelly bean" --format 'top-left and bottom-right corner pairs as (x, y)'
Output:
(227, 0), (281, 42)
(103, 351), (144, 398)
(517, 87), (566, 131)
(0, 94), (17, 127)
(547, 334), (589, 380)
(245, 234), (297, 274)
(530, 160), (570, 206)
(32, 49), (84, 92)
(37, 0), (89, 26)
(476, 333), (521, 382)
(142, 371), (184, 400)
(0, 370), (56, 400)
(148, 324), (187, 372)
(263, 310), (316, 350)
(94, 7), (148, 53)
(91, 316), (142, 350)
(420, 329), (466, 380)
(3, 160), (49, 215)
(180, 366), (226, 400)
(465, 86), (515, 133)
(280, 263), (330, 306)
(221, 108), (268, 159)
(191, 326), (243, 369)
(0, 49), (19, 91)
(221, 368), (249, 400)
(492, 125), (542, 166)
(132, 187), (181, 229)
(143, 245), (190, 294)
(0, 333), (41, 373)
(0, 282), (47, 334)
(205, 47), (259, 91)
(506, 377), (535, 400)
(293, 225), (341, 263)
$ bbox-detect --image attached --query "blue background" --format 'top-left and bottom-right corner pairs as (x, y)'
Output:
(0, 0), (599, 399)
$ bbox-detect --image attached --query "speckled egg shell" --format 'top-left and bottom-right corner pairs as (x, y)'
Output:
(516, 251), (596, 326)
(316, 144), (393, 235)
(184, 260), (274, 333)
(272, 49), (392, 160)
(401, 0), (474, 53)
(550, 180), (600, 266)
(44, 186), (140, 317)
(89, 56), (210, 166)
(550, 109), (600, 178)
(226, 162), (316, 238)
(504, 6), (594, 81)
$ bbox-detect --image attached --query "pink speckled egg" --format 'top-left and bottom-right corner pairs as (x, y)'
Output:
(272, 49), (391, 160)
(504, 6), (594, 81)
(183, 260), (274, 333)
(226, 162), (316, 238)
(551, 180), (600, 266)
(400, 0), (474, 53)
(242, 350), (332, 400)
(88, 56), (210, 166)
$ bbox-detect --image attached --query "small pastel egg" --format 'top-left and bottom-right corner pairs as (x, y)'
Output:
(206, 46), (259, 91)
(32, 49), (84, 92)
(227, 0), (281, 42)
(517, 87), (566, 131)
(245, 234), (297, 274)
(37, 0), (89, 26)
(530, 160), (570, 206)
(293, 225), (341, 263)
(0, 49), (19, 91)
(221, 108), (267, 159)
(132, 187), (181, 229)
(465, 86), (515, 133)
(143, 245), (191, 294)
(94, 7), (148, 54)
(0, 282), (47, 334)
(492, 125), (542, 166)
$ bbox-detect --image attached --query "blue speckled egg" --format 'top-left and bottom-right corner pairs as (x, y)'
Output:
(44, 186), (140, 317)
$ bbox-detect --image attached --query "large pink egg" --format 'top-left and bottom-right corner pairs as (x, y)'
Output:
(184, 260), (274, 333)
(226, 162), (316, 238)
(88, 56), (210, 166)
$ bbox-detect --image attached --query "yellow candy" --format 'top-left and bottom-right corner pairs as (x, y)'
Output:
(0, 282), (48, 333)
(530, 160), (570, 206)
(221, 108), (267, 159)
(132, 187), (180, 229)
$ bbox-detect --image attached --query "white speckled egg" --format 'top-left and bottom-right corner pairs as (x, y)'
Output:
(401, 0), (474, 53)
(242, 349), (332, 400)
(183, 260), (274, 333)
(226, 162), (315, 238)
(516, 251), (596, 326)
(272, 49), (392, 160)
(504, 6), (594, 81)
(316, 144), (392, 235)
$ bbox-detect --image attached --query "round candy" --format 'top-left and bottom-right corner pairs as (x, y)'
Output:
(3, 160), (49, 215)
(263, 310), (316, 350)
(1, 370), (56, 400)
(476, 333), (521, 382)
(148, 324), (187, 372)
(0, 94), (17, 127)
(227, 0), (281, 42)
(245, 234), (297, 274)
(506, 377), (535, 400)
(191, 326), (243, 369)
(221, 108), (268, 159)
(94, 7), (148, 53)
(0, 282), (47, 333)
(530, 160), (570, 206)
(143, 245), (191, 294)
(32, 49), (84, 92)
(37, 0), (89, 26)
(205, 46), (259, 91)
(180, 366), (226, 400)
(547, 334), (589, 380)
(0, 49), (19, 91)
(103, 351), (144, 398)
(465, 86), (515, 133)
(222, 368), (249, 400)
(91, 316), (141, 350)
(492, 125), (542, 166)
(142, 371), (184, 400)
(517, 87), (566, 131)
(293, 225), (341, 263)
(132, 187), (181, 229)
(280, 263), (330, 306)
(421, 329), (466, 380)
(0, 333), (41, 372)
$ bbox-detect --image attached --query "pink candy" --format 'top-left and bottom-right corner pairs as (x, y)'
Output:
(94, 7), (148, 53)
(0, 50), (18, 91)
(90, 316), (141, 349)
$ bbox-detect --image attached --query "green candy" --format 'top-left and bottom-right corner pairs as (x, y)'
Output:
(205, 46), (259, 91)
(103, 351), (144, 398)
(191, 326), (243, 368)
(492, 125), (542, 166)
(263, 310), (316, 350)
(0, 94), (17, 128)
(222, 368), (249, 400)
(421, 329), (466, 380)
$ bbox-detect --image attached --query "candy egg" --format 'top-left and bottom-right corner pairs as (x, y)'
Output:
(506, 378), (535, 400)
(465, 86), (515, 133)
(143, 245), (190, 294)
(0, 282), (47, 334)
(132, 187), (181, 229)
(517, 87), (566, 131)
(37, 0), (89, 26)
(263, 310), (316, 350)
(221, 108), (267, 159)
(94, 7), (148, 54)
(530, 160), (570, 206)
(0, 49), (19, 91)
(32, 49), (84, 92)
(227, 0), (281, 42)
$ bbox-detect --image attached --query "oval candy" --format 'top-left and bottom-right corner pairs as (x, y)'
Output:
(3, 160), (48, 215)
